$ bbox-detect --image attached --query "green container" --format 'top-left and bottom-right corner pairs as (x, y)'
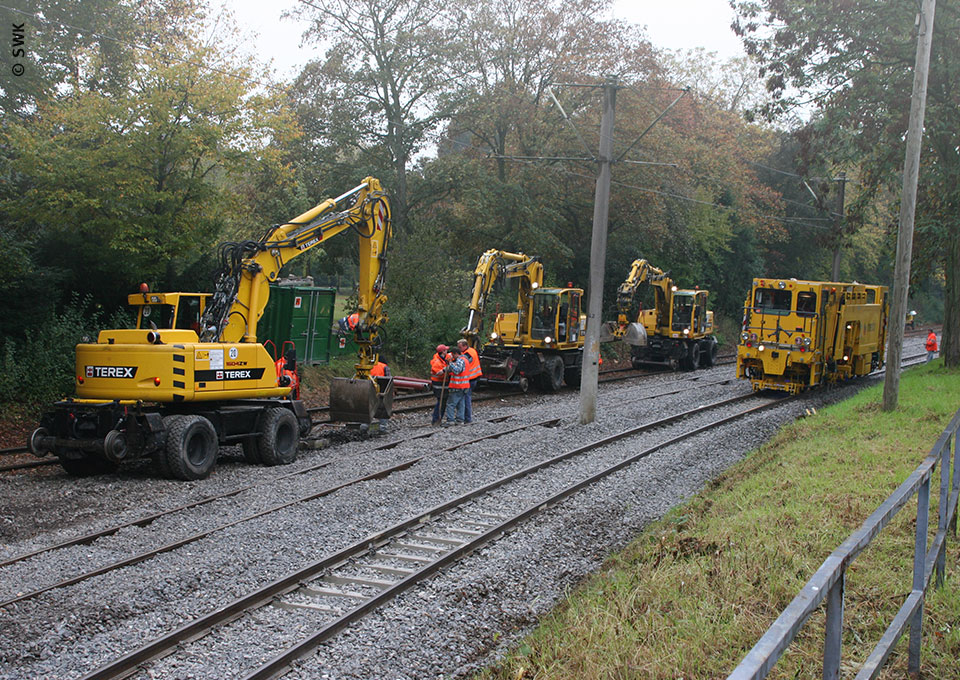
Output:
(261, 284), (342, 365)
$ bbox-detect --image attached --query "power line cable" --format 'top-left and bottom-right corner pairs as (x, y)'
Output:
(498, 156), (832, 230)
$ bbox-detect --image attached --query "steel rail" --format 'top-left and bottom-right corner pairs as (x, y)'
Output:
(1, 367), (730, 605)
(81, 391), (779, 680)
(0, 416), (568, 607)
(246, 396), (787, 680)
(1, 367), (725, 568)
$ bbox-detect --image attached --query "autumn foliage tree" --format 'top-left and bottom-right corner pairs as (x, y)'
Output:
(732, 0), (960, 367)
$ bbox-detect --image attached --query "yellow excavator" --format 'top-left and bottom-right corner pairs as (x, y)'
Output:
(29, 178), (393, 479)
(463, 249), (585, 391)
(611, 258), (717, 370)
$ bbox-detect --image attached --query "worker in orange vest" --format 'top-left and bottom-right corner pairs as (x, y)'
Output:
(370, 360), (390, 378)
(275, 346), (300, 399)
(430, 344), (451, 425)
(926, 328), (939, 363)
(443, 347), (470, 425)
(337, 312), (360, 333)
(456, 339), (482, 424)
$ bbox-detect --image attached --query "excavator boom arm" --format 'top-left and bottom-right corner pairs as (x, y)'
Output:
(202, 177), (391, 352)
(462, 249), (542, 347)
(616, 258), (671, 329)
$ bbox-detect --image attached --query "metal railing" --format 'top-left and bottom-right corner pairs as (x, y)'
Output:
(728, 407), (960, 680)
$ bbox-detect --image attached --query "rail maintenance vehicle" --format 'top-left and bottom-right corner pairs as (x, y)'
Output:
(29, 178), (393, 479)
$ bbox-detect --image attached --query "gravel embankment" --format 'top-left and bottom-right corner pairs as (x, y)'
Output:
(0, 338), (927, 679)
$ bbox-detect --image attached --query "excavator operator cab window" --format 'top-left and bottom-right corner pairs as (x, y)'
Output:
(694, 293), (707, 333)
(175, 296), (203, 332)
(139, 304), (176, 329)
(531, 294), (557, 340)
(796, 291), (817, 316)
(671, 293), (694, 332)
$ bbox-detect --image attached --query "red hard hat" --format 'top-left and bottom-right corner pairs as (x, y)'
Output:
(437, 344), (448, 353)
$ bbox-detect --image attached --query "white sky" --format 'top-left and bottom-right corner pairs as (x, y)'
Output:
(217, 0), (745, 82)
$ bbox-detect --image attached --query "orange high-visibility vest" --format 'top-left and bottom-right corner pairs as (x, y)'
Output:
(926, 332), (938, 352)
(448, 358), (470, 389)
(461, 347), (482, 380)
(430, 353), (449, 383)
(347, 312), (359, 330)
(370, 362), (387, 377)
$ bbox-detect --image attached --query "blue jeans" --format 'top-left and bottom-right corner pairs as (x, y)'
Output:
(445, 389), (466, 423)
(463, 379), (477, 423)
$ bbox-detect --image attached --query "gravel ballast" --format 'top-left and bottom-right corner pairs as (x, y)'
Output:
(0, 340), (928, 679)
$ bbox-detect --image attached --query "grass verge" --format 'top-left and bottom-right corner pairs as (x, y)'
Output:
(479, 361), (960, 679)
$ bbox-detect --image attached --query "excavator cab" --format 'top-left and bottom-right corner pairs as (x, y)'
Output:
(528, 288), (583, 347)
(130, 292), (210, 333)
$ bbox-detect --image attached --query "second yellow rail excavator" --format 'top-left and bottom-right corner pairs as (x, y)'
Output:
(610, 258), (717, 370)
(29, 178), (393, 479)
(462, 249), (585, 391)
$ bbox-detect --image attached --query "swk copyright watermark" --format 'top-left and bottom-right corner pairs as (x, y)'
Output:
(11, 22), (25, 76)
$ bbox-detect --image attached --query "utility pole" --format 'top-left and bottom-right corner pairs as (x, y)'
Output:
(830, 171), (846, 281)
(883, 0), (936, 413)
(579, 76), (617, 425)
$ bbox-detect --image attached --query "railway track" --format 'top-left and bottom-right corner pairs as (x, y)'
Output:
(77, 389), (785, 680)
(0, 355), (936, 677)
(0, 370), (733, 603)
(0, 360), (727, 472)
(0, 347), (931, 474)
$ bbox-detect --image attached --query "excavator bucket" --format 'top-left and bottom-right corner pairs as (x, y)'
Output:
(329, 377), (395, 424)
(373, 376), (395, 420)
(623, 322), (648, 347)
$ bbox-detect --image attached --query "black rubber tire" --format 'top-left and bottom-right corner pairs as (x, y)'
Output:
(701, 338), (718, 367)
(539, 355), (564, 392)
(164, 414), (218, 481)
(241, 438), (262, 464)
(682, 342), (701, 371)
(564, 365), (582, 388)
(152, 415), (179, 478)
(58, 455), (117, 477)
(258, 407), (299, 466)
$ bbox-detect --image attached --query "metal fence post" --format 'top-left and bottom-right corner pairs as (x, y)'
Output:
(937, 434), (951, 586)
(908, 478), (930, 672)
(823, 571), (845, 680)
(952, 432), (959, 537)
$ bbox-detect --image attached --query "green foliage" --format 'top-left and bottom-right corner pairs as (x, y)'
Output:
(0, 1), (298, 337)
(731, 0), (960, 363)
(0, 296), (131, 404)
(480, 363), (960, 679)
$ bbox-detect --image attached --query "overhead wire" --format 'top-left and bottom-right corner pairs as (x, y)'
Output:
(493, 154), (832, 231)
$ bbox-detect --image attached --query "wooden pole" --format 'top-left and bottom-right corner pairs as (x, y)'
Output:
(883, 0), (937, 411)
(579, 76), (617, 425)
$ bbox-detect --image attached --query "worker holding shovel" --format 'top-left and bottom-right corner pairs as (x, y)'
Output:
(430, 344), (451, 425)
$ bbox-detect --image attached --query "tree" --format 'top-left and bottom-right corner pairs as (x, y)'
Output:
(732, 0), (960, 367)
(291, 0), (464, 233)
(0, 4), (297, 336)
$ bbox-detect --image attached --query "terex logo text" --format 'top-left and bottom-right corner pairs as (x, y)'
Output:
(86, 366), (138, 379)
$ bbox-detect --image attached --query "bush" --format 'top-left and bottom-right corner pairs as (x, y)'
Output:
(0, 295), (130, 405)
